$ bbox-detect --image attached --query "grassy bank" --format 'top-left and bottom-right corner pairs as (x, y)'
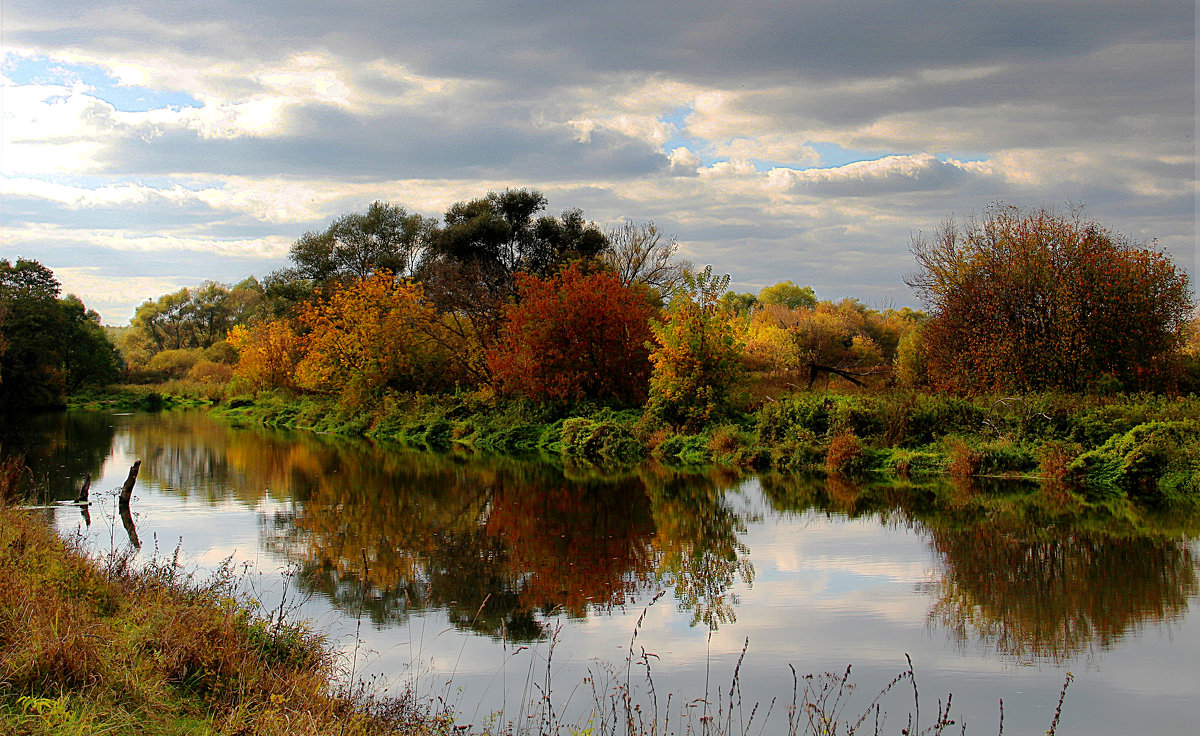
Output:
(219, 388), (1200, 506)
(0, 505), (452, 736)
(72, 383), (1200, 507)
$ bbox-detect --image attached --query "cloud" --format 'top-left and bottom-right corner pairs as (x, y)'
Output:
(769, 155), (991, 197)
(0, 0), (1191, 320)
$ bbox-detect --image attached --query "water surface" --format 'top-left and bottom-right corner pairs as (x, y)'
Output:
(7, 411), (1199, 734)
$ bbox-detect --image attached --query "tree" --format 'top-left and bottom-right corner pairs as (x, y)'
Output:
(0, 259), (66, 408)
(123, 280), (264, 373)
(228, 320), (303, 392)
(426, 190), (606, 281)
(487, 265), (656, 404)
(645, 266), (744, 430)
(758, 280), (817, 310)
(293, 272), (456, 399)
(907, 205), (1193, 392)
(419, 189), (609, 368)
(59, 295), (122, 390)
(718, 291), (758, 317)
(287, 201), (435, 283)
(0, 259), (119, 408)
(601, 221), (691, 298)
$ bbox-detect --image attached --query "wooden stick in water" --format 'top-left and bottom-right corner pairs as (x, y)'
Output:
(75, 473), (91, 504)
(118, 461), (141, 511)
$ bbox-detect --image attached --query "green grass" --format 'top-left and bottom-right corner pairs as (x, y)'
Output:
(123, 383), (1200, 508)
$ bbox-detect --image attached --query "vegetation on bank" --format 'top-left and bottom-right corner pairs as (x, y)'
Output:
(64, 381), (1200, 510)
(0, 503), (457, 735)
(10, 196), (1200, 510)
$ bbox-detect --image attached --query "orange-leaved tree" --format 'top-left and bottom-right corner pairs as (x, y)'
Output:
(907, 205), (1192, 393)
(294, 272), (453, 398)
(487, 264), (656, 404)
(228, 320), (303, 392)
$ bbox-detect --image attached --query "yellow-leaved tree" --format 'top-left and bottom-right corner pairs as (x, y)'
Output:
(294, 273), (449, 400)
(228, 321), (303, 392)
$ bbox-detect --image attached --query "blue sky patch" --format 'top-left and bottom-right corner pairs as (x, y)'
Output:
(4, 54), (202, 112)
(808, 142), (893, 168)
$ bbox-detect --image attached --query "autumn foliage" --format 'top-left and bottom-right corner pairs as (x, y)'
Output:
(228, 320), (303, 392)
(646, 266), (744, 430)
(293, 273), (448, 397)
(908, 206), (1193, 393)
(487, 264), (656, 404)
(229, 272), (469, 398)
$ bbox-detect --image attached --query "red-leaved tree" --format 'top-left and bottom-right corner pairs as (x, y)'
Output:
(908, 205), (1192, 393)
(487, 264), (656, 404)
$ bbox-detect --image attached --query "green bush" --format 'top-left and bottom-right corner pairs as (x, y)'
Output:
(1068, 421), (1200, 503)
(556, 417), (644, 463)
(653, 434), (712, 465)
(872, 449), (945, 477)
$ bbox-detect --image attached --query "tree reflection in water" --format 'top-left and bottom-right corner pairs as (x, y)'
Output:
(923, 522), (1198, 662)
(0, 411), (116, 501)
(79, 412), (1200, 659)
(236, 438), (755, 641)
(759, 471), (1200, 664)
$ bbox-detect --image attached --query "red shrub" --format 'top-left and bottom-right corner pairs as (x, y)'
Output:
(487, 265), (656, 404)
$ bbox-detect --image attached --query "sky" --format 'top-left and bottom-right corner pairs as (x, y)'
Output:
(1, 0), (1195, 324)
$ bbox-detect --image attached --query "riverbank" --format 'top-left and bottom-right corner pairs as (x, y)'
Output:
(73, 384), (1200, 508)
(0, 505), (454, 736)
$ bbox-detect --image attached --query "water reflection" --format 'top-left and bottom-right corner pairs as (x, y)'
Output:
(923, 523), (1198, 662)
(10, 411), (1200, 666)
(759, 471), (1200, 663)
(260, 457), (756, 639)
(0, 411), (115, 500)
(99, 415), (755, 639)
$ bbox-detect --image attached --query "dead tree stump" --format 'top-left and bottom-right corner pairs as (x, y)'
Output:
(75, 473), (91, 504)
(118, 461), (141, 512)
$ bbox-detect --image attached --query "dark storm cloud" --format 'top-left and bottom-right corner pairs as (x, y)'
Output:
(14, 1), (1192, 86)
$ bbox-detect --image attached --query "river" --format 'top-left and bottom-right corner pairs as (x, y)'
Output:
(6, 410), (1199, 734)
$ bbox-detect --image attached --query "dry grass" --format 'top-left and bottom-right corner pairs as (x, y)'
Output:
(0, 455), (29, 506)
(0, 506), (455, 736)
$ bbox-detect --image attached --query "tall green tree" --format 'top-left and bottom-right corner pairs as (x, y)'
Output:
(0, 259), (119, 409)
(0, 259), (66, 409)
(424, 189), (606, 282)
(59, 295), (122, 391)
(287, 201), (435, 284)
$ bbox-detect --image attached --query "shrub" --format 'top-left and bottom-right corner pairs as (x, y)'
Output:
(1068, 421), (1200, 503)
(826, 432), (869, 474)
(144, 348), (205, 380)
(488, 265), (655, 404)
(946, 438), (983, 477)
(187, 360), (233, 384)
(652, 434), (712, 465)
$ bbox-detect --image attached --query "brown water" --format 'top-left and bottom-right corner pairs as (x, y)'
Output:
(8, 410), (1200, 734)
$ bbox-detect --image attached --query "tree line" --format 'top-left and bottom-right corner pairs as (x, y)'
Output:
(1, 194), (1194, 415)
